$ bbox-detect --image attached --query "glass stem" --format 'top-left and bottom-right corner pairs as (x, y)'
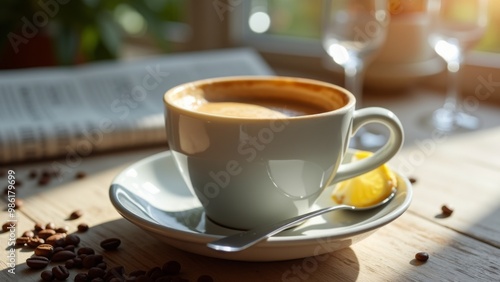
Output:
(443, 55), (463, 112)
(344, 60), (364, 109)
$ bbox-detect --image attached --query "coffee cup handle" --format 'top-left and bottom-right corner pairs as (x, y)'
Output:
(332, 107), (404, 183)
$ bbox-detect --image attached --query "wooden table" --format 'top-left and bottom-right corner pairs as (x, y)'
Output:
(1, 126), (500, 281)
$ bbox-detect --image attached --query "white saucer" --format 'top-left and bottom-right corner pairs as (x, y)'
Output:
(109, 150), (412, 261)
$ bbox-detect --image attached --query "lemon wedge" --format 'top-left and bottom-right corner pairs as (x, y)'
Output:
(331, 151), (397, 208)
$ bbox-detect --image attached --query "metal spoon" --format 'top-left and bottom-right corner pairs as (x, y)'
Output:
(207, 188), (397, 252)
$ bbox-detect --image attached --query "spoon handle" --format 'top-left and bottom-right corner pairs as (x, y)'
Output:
(207, 204), (352, 252)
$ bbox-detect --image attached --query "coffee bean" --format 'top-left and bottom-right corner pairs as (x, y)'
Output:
(34, 244), (54, 258)
(74, 272), (89, 282)
(129, 269), (146, 277)
(162, 260), (181, 275)
(88, 267), (106, 279)
(15, 236), (30, 246)
(38, 175), (51, 186)
(409, 177), (417, 184)
(441, 204), (454, 216)
(65, 234), (80, 246)
(22, 230), (35, 238)
(52, 265), (70, 280)
(65, 258), (76, 269)
(83, 254), (103, 268)
(40, 270), (54, 281)
(51, 250), (76, 262)
(2, 221), (14, 232)
(75, 171), (86, 179)
(77, 247), (95, 256)
(73, 257), (83, 268)
(105, 266), (125, 280)
(415, 251), (429, 262)
(26, 255), (50, 269)
(69, 209), (83, 220)
(37, 229), (56, 240)
(46, 233), (67, 247)
(34, 222), (44, 231)
(77, 223), (89, 232)
(198, 275), (214, 282)
(100, 238), (121, 250)
(27, 237), (45, 248)
(56, 226), (70, 233)
(28, 170), (38, 179)
(53, 246), (64, 254)
(97, 262), (107, 270)
(147, 266), (164, 280)
(64, 245), (75, 253)
(45, 222), (56, 230)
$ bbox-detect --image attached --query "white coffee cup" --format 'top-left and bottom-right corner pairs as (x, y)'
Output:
(164, 76), (404, 230)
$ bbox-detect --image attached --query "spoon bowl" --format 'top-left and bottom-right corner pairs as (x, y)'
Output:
(207, 188), (397, 252)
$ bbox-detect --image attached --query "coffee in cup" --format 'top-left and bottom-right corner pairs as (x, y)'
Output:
(164, 76), (403, 230)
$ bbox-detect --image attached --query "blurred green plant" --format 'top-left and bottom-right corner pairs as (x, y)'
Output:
(0, 0), (185, 65)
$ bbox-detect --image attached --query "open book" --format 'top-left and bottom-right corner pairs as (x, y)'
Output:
(0, 48), (274, 164)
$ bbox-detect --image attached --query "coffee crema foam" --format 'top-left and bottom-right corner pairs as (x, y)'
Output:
(196, 102), (288, 118)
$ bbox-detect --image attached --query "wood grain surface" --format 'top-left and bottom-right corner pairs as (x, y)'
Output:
(1, 127), (500, 281)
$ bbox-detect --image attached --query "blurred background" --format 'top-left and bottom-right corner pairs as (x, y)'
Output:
(1, 0), (499, 95)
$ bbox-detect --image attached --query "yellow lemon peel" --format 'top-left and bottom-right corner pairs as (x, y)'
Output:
(331, 151), (397, 208)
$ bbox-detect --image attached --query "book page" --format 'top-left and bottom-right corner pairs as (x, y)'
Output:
(0, 48), (274, 164)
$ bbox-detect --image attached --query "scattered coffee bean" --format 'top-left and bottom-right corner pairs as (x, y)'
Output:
(46, 233), (67, 247)
(56, 225), (70, 233)
(34, 222), (44, 231)
(52, 265), (70, 280)
(27, 237), (45, 248)
(53, 246), (64, 254)
(441, 204), (454, 216)
(415, 251), (429, 262)
(40, 270), (54, 281)
(106, 266), (125, 280)
(88, 267), (106, 279)
(26, 256), (50, 269)
(37, 229), (56, 240)
(34, 244), (54, 258)
(65, 234), (81, 246)
(77, 223), (89, 232)
(51, 250), (76, 262)
(75, 171), (86, 179)
(129, 270), (146, 277)
(147, 266), (163, 280)
(28, 170), (38, 179)
(22, 230), (35, 238)
(16, 236), (30, 246)
(73, 257), (84, 268)
(83, 254), (103, 268)
(2, 221), (14, 232)
(64, 244), (76, 252)
(38, 175), (51, 186)
(97, 262), (107, 270)
(74, 272), (89, 282)
(409, 177), (417, 184)
(162, 260), (181, 275)
(77, 247), (95, 256)
(69, 209), (83, 220)
(100, 238), (121, 250)
(65, 258), (76, 269)
(45, 222), (56, 230)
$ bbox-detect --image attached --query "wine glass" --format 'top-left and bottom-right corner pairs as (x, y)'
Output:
(427, 0), (488, 132)
(322, 0), (390, 149)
